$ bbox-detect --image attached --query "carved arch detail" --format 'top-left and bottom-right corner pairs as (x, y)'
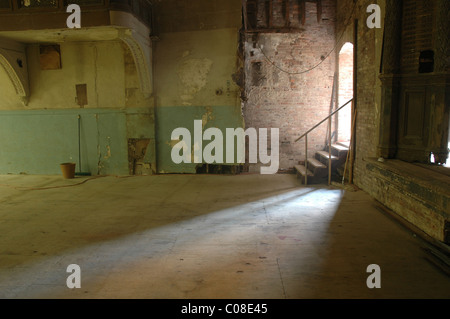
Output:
(119, 33), (152, 98)
(0, 48), (29, 105)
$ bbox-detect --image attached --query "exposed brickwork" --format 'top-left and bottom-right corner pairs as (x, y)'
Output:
(335, 0), (449, 242)
(336, 0), (381, 186)
(243, 0), (336, 172)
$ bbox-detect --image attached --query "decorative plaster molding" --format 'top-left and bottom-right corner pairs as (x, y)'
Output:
(110, 10), (153, 98)
(119, 32), (152, 98)
(0, 48), (29, 106)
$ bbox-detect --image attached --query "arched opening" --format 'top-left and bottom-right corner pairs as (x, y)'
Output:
(337, 42), (354, 144)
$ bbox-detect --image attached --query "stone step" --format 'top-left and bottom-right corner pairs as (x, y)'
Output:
(316, 151), (339, 164)
(306, 157), (327, 177)
(331, 143), (349, 158)
(337, 141), (350, 148)
(307, 157), (327, 169)
(295, 146), (348, 184)
(294, 164), (313, 177)
(294, 164), (326, 184)
(331, 143), (349, 152)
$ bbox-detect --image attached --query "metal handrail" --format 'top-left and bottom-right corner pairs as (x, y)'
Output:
(295, 98), (353, 186)
(295, 98), (353, 143)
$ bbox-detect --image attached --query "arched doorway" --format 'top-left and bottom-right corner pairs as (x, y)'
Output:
(337, 42), (354, 144)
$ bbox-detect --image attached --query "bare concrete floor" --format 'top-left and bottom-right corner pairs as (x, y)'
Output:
(0, 173), (448, 299)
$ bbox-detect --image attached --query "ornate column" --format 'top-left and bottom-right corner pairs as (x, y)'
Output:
(429, 0), (450, 164)
(377, 0), (403, 158)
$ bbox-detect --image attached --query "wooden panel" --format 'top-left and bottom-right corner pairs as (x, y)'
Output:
(403, 91), (425, 139)
(396, 74), (450, 163)
(397, 87), (429, 162)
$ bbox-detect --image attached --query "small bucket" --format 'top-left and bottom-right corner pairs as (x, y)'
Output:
(60, 163), (76, 179)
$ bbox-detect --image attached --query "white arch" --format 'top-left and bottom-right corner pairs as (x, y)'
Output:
(119, 34), (152, 97)
(0, 48), (29, 105)
(111, 10), (153, 98)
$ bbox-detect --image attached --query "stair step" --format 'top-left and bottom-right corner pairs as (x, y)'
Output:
(294, 165), (313, 177)
(307, 157), (327, 169)
(316, 151), (339, 161)
(294, 164), (327, 184)
(331, 143), (349, 152)
(331, 143), (349, 158)
(337, 141), (350, 148)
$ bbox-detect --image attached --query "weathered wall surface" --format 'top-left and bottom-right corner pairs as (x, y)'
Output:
(336, 0), (383, 183)
(243, 0), (336, 172)
(27, 41), (126, 110)
(0, 59), (19, 108)
(0, 39), (155, 175)
(364, 159), (449, 243)
(0, 109), (127, 174)
(154, 0), (243, 173)
(337, 0), (448, 243)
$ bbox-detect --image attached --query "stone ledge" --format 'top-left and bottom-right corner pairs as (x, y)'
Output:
(364, 158), (449, 243)
(365, 158), (449, 220)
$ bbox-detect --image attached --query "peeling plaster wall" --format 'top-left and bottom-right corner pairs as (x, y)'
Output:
(25, 41), (126, 110)
(0, 39), (155, 175)
(154, 0), (244, 173)
(123, 42), (156, 175)
(0, 109), (127, 175)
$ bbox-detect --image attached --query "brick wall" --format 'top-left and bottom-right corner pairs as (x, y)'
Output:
(335, 0), (448, 243)
(335, 0), (383, 186)
(243, 0), (336, 172)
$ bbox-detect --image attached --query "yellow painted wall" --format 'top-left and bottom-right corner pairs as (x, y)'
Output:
(24, 41), (126, 110)
(0, 61), (18, 109)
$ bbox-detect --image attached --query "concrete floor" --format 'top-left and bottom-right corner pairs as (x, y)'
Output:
(0, 173), (448, 299)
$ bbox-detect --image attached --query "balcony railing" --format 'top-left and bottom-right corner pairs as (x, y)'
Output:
(110, 0), (152, 28)
(0, 0), (152, 29)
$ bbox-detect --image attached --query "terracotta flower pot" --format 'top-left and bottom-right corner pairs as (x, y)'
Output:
(60, 163), (76, 179)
